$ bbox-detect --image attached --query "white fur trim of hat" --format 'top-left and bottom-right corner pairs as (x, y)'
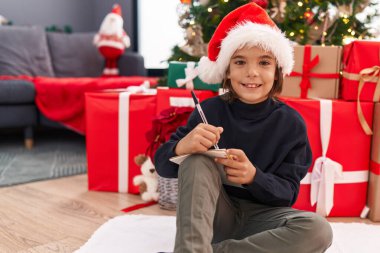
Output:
(197, 3), (294, 84)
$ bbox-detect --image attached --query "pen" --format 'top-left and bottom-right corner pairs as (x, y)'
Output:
(191, 90), (220, 150)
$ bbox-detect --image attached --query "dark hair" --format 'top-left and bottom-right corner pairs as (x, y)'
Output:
(221, 66), (283, 103)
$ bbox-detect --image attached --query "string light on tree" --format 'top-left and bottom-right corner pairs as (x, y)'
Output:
(167, 0), (378, 68)
(268, 0), (378, 45)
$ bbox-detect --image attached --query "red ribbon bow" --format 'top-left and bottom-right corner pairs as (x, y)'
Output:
(290, 45), (340, 98)
(145, 107), (193, 161)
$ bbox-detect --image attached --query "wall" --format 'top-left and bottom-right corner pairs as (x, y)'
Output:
(0, 0), (136, 49)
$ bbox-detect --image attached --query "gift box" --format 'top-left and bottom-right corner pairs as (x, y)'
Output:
(86, 89), (156, 194)
(281, 45), (341, 99)
(341, 41), (380, 102)
(156, 87), (217, 115)
(368, 103), (380, 221)
(167, 61), (220, 92)
(280, 97), (373, 217)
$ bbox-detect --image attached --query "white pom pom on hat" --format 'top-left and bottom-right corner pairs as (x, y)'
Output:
(197, 2), (294, 84)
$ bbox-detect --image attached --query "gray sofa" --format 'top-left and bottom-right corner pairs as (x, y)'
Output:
(0, 26), (147, 148)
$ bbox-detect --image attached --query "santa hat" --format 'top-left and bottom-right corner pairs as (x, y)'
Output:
(105, 4), (123, 24)
(198, 2), (294, 84)
(112, 4), (122, 16)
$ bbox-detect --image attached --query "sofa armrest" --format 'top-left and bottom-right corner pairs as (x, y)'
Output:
(0, 80), (35, 104)
(118, 51), (147, 76)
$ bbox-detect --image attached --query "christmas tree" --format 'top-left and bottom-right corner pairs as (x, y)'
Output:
(169, 0), (378, 63)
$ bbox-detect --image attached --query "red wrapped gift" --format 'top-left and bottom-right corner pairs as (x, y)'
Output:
(341, 41), (380, 102)
(156, 87), (217, 115)
(86, 88), (156, 193)
(368, 103), (380, 221)
(281, 97), (373, 217)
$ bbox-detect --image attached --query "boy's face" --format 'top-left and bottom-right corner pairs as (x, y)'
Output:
(227, 46), (277, 104)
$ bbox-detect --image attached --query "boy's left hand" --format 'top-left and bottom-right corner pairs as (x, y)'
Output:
(214, 149), (256, 185)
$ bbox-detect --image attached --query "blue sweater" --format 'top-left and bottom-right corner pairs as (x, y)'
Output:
(154, 94), (312, 207)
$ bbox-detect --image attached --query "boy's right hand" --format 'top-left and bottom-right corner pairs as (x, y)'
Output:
(175, 123), (223, 155)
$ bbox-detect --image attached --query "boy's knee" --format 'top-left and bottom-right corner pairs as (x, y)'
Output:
(179, 154), (220, 180)
(289, 212), (333, 252)
(306, 214), (333, 251)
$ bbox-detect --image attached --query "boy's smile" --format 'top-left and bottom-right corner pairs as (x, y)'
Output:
(227, 46), (277, 104)
(241, 82), (262, 88)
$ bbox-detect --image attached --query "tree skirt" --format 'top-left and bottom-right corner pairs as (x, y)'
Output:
(75, 214), (380, 253)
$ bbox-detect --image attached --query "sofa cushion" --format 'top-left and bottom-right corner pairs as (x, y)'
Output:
(47, 32), (104, 77)
(0, 26), (54, 77)
(0, 80), (35, 104)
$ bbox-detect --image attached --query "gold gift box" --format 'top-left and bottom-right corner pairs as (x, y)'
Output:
(368, 102), (380, 221)
(281, 45), (342, 99)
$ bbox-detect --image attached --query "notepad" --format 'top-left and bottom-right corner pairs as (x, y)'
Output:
(169, 149), (243, 188)
(169, 149), (229, 165)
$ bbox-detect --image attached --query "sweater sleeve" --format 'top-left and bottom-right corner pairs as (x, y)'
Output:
(243, 125), (312, 207)
(154, 110), (200, 178)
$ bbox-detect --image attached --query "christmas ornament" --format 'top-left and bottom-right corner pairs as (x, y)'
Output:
(337, 0), (370, 17)
(338, 4), (352, 16)
(180, 0), (192, 4)
(354, 0), (370, 13)
(198, 0), (210, 6)
(304, 10), (314, 25)
(179, 25), (208, 57)
(93, 4), (130, 76)
(177, 2), (192, 29)
(270, 0), (286, 22)
(0, 15), (10, 25)
(251, 0), (268, 9)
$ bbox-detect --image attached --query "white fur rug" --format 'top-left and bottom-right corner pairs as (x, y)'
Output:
(75, 215), (380, 253)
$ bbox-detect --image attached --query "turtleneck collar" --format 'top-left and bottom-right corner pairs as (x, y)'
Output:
(227, 96), (278, 120)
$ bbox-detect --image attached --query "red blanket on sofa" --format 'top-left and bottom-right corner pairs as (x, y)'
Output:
(0, 76), (158, 134)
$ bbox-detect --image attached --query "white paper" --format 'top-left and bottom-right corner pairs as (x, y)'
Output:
(169, 149), (228, 165)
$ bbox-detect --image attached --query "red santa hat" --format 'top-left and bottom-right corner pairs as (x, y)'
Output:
(112, 4), (122, 16)
(198, 2), (294, 84)
(105, 4), (123, 24)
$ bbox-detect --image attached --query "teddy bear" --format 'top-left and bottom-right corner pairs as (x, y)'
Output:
(133, 154), (159, 202)
(93, 4), (130, 76)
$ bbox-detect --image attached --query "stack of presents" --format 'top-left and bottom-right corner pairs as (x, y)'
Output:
(86, 40), (380, 221)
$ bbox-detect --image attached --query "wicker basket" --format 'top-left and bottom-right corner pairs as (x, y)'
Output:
(158, 176), (178, 211)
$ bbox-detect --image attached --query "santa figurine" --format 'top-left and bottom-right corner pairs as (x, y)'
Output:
(93, 4), (130, 76)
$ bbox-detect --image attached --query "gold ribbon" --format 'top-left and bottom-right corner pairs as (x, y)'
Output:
(342, 66), (380, 135)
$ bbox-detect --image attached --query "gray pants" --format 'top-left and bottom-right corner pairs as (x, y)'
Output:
(174, 155), (333, 253)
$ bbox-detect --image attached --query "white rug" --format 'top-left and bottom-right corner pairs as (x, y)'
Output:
(75, 215), (380, 253)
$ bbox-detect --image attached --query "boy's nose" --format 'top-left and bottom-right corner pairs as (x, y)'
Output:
(247, 66), (259, 77)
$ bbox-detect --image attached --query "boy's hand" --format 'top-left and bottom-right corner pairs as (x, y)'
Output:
(175, 123), (223, 155)
(215, 149), (256, 185)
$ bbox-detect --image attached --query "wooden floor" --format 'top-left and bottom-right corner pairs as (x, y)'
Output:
(0, 174), (175, 253)
(0, 174), (378, 253)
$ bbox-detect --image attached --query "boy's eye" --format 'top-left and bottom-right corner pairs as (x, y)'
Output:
(259, 60), (271, 66)
(234, 60), (245, 65)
